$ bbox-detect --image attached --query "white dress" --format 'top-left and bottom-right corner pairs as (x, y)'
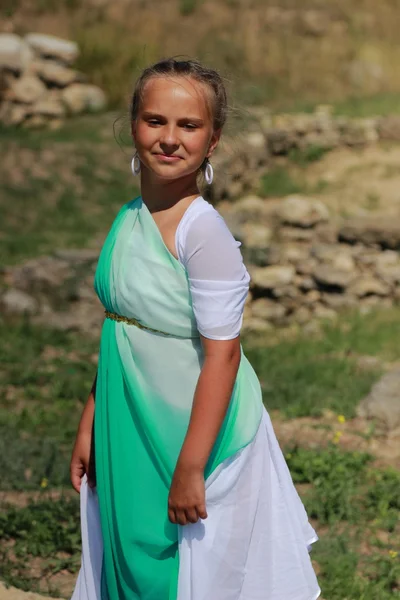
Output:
(71, 197), (321, 600)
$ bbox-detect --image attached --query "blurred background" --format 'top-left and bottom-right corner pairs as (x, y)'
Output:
(0, 1), (400, 599)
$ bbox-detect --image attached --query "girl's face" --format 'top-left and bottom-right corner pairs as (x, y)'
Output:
(132, 76), (220, 182)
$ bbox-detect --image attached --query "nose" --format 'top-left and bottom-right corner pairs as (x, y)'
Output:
(159, 124), (179, 152)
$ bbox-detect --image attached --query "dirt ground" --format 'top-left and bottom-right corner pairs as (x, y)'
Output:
(0, 582), (62, 600)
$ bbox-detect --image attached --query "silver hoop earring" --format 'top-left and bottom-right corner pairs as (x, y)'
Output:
(205, 161), (214, 185)
(131, 152), (141, 176)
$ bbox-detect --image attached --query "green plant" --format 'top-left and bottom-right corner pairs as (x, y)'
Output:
(288, 145), (330, 166)
(245, 316), (382, 418)
(179, 0), (198, 16)
(0, 497), (80, 593)
(286, 445), (372, 523)
(259, 167), (305, 198)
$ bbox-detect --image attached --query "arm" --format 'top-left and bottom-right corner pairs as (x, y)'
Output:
(168, 336), (241, 525)
(70, 372), (97, 492)
(168, 206), (250, 525)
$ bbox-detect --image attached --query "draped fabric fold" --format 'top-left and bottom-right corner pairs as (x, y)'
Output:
(90, 197), (263, 600)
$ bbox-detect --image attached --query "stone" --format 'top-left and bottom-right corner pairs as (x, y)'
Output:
(358, 369), (400, 430)
(241, 317), (273, 335)
(32, 95), (65, 118)
(265, 128), (295, 155)
(378, 116), (400, 141)
(241, 223), (272, 249)
(297, 276), (316, 291)
(278, 195), (329, 228)
(23, 114), (48, 129)
(0, 33), (34, 72)
(2, 103), (30, 126)
(279, 227), (314, 242)
(62, 83), (107, 114)
(296, 258), (317, 276)
(230, 195), (270, 222)
(299, 10), (330, 36)
(374, 252), (400, 283)
(313, 265), (356, 289)
(314, 304), (337, 320)
(35, 59), (78, 87)
(281, 244), (309, 263)
(1, 288), (37, 314)
(339, 217), (400, 249)
(251, 298), (287, 322)
(302, 290), (321, 305)
(349, 276), (391, 298)
(9, 74), (46, 103)
(322, 293), (358, 309)
(244, 131), (266, 150)
(294, 306), (312, 324)
(25, 33), (79, 65)
(314, 222), (338, 244)
(250, 265), (296, 290)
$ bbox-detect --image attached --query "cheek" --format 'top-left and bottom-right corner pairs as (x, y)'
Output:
(185, 131), (210, 156)
(135, 124), (155, 147)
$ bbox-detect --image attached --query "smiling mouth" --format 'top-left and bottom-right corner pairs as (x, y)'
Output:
(154, 153), (183, 161)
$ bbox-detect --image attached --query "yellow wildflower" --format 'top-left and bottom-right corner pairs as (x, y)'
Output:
(389, 550), (398, 559)
(337, 415), (346, 424)
(333, 431), (343, 444)
(40, 477), (48, 488)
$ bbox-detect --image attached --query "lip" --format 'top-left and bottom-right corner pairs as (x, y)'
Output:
(154, 153), (182, 162)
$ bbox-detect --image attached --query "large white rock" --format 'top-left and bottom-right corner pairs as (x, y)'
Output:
(250, 265), (296, 290)
(25, 33), (79, 64)
(358, 369), (400, 430)
(1, 288), (37, 315)
(0, 33), (34, 71)
(279, 195), (330, 228)
(62, 83), (107, 114)
(10, 74), (46, 103)
(33, 95), (65, 118)
(35, 59), (78, 87)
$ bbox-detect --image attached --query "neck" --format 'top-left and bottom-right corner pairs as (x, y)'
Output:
(139, 167), (200, 213)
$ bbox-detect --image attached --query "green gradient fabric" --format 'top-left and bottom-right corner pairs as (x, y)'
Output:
(93, 197), (263, 600)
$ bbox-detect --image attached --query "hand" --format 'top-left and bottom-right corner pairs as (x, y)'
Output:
(168, 465), (208, 525)
(70, 428), (96, 493)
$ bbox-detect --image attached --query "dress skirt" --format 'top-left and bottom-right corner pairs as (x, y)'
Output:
(71, 407), (321, 600)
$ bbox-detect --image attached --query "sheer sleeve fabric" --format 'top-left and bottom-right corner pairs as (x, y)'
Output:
(176, 200), (250, 340)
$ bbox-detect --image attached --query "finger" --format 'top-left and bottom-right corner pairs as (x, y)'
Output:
(175, 509), (188, 526)
(168, 508), (177, 524)
(197, 503), (208, 520)
(70, 471), (81, 494)
(184, 508), (199, 524)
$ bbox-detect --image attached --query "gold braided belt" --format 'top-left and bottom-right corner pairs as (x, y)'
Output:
(104, 310), (169, 336)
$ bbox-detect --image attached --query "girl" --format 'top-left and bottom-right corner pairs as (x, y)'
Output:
(70, 58), (321, 600)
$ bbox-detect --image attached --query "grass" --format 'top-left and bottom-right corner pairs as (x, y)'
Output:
(258, 166), (306, 198)
(179, 0), (199, 16)
(0, 309), (399, 595)
(245, 308), (400, 418)
(0, 496), (80, 595)
(0, 116), (139, 266)
(0, 316), (98, 490)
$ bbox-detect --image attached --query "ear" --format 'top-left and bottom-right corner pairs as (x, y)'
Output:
(206, 129), (221, 159)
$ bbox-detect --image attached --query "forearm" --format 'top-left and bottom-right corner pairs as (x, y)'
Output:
(176, 345), (241, 472)
(77, 372), (97, 435)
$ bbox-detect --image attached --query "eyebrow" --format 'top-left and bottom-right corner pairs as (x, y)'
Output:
(141, 111), (204, 124)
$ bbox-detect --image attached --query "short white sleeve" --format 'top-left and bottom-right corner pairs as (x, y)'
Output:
(176, 198), (250, 340)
